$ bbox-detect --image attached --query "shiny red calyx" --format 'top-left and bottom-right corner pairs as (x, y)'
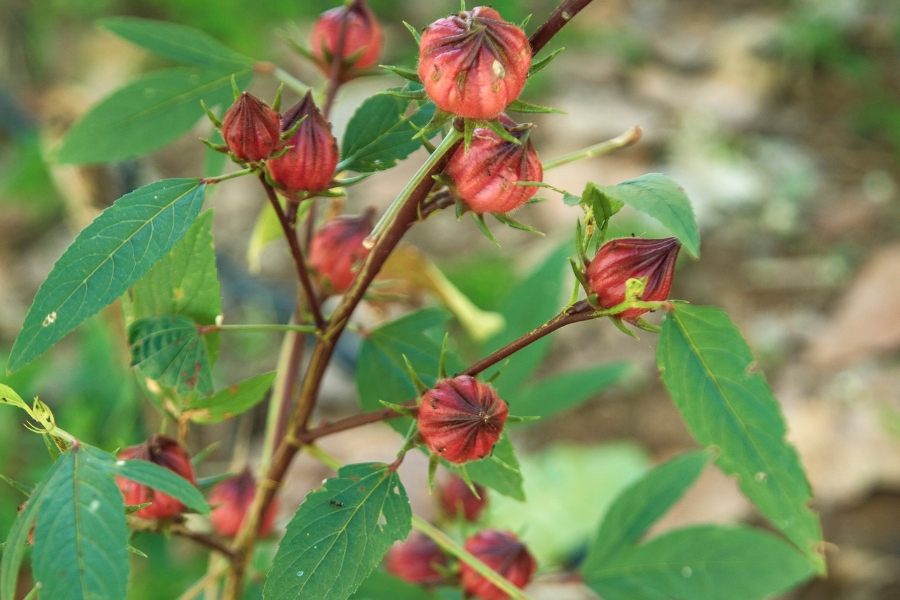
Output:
(385, 534), (447, 585)
(461, 530), (537, 600)
(116, 434), (196, 519)
(439, 474), (487, 521)
(308, 208), (375, 294)
(209, 468), (279, 538)
(311, 0), (383, 80)
(221, 92), (281, 163)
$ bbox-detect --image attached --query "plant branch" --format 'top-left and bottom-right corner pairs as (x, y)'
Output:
(201, 323), (319, 335)
(528, 0), (596, 55)
(258, 175), (326, 330)
(543, 126), (643, 170)
(127, 517), (238, 561)
(322, 0), (353, 119)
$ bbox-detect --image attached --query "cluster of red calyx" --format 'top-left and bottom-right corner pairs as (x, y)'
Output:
(416, 375), (508, 464)
(209, 468), (279, 538)
(419, 7), (531, 120)
(586, 237), (681, 322)
(308, 208), (374, 294)
(266, 91), (339, 201)
(311, 0), (383, 80)
(221, 92), (281, 164)
(385, 533), (447, 585)
(439, 474), (487, 522)
(461, 530), (537, 600)
(116, 434), (196, 519)
(446, 115), (542, 214)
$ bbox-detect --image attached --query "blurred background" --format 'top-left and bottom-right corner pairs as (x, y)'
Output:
(1, 0), (900, 598)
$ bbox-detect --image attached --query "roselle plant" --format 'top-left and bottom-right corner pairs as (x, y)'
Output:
(0, 1), (827, 599)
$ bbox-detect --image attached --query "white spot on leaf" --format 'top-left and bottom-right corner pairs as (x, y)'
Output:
(377, 512), (387, 529)
(42, 312), (57, 327)
(682, 566), (692, 577)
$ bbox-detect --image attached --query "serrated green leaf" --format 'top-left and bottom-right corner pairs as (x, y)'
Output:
(585, 525), (816, 600)
(339, 93), (437, 173)
(596, 173), (700, 257)
(56, 67), (253, 164)
(464, 433), (524, 501)
(128, 314), (213, 395)
(125, 209), (222, 362)
(510, 363), (631, 421)
(99, 17), (253, 70)
(32, 445), (130, 600)
(188, 371), (277, 423)
(101, 454), (209, 514)
(658, 305), (824, 570)
(583, 449), (714, 571)
(265, 463), (412, 600)
(8, 179), (206, 373)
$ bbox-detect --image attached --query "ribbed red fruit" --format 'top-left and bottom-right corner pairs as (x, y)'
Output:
(385, 534), (447, 585)
(209, 469), (279, 537)
(439, 474), (487, 522)
(311, 0), (383, 79)
(308, 208), (374, 294)
(221, 92), (281, 163)
(116, 434), (196, 519)
(461, 530), (537, 600)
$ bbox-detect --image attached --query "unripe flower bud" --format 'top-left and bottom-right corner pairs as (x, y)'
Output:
(446, 116), (542, 213)
(461, 530), (537, 600)
(417, 376), (508, 464)
(116, 434), (196, 520)
(385, 533), (447, 585)
(311, 0), (383, 79)
(586, 237), (680, 322)
(439, 474), (487, 521)
(221, 92), (281, 163)
(308, 208), (374, 294)
(266, 91), (338, 199)
(209, 469), (279, 538)
(418, 7), (531, 120)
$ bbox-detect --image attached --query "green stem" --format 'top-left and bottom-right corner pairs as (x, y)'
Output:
(214, 323), (319, 335)
(176, 559), (229, 600)
(542, 126), (643, 171)
(364, 127), (463, 248)
(412, 516), (535, 600)
(272, 67), (310, 96)
(201, 167), (253, 185)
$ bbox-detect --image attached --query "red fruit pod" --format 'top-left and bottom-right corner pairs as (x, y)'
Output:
(115, 434), (196, 520)
(221, 92), (282, 163)
(385, 533), (447, 585)
(209, 469), (279, 538)
(461, 530), (537, 600)
(439, 474), (487, 522)
(418, 6), (532, 120)
(445, 116), (542, 213)
(266, 91), (339, 199)
(311, 0), (383, 78)
(308, 208), (374, 294)
(417, 376), (508, 464)
(585, 237), (681, 322)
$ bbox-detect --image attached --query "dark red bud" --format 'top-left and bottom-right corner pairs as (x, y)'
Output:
(418, 6), (532, 120)
(308, 208), (374, 294)
(311, 0), (383, 79)
(461, 530), (537, 600)
(385, 533), (447, 585)
(439, 474), (487, 521)
(446, 116), (542, 213)
(266, 91), (339, 199)
(209, 469), (279, 538)
(221, 92), (281, 163)
(115, 434), (196, 520)
(586, 237), (680, 322)
(417, 376), (508, 464)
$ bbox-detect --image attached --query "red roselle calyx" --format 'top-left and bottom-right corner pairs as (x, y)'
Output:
(221, 92), (281, 163)
(116, 434), (196, 519)
(308, 208), (374, 294)
(461, 530), (537, 600)
(419, 7), (531, 120)
(266, 91), (338, 199)
(586, 237), (681, 322)
(311, 0), (383, 80)
(417, 376), (508, 464)
(439, 474), (487, 521)
(385, 534), (447, 585)
(445, 116), (542, 213)
(209, 469), (279, 538)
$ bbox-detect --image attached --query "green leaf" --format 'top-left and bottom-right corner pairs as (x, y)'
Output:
(510, 363), (631, 420)
(658, 305), (824, 570)
(464, 433), (524, 501)
(99, 17), (253, 70)
(596, 173), (700, 257)
(583, 449), (714, 571)
(584, 525), (816, 600)
(339, 93), (437, 173)
(351, 570), (442, 600)
(32, 445), (130, 600)
(102, 454), (209, 514)
(56, 67), (253, 164)
(188, 371), (277, 423)
(0, 452), (67, 600)
(265, 463), (412, 600)
(125, 209), (222, 362)
(8, 179), (206, 373)
(128, 314), (213, 395)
